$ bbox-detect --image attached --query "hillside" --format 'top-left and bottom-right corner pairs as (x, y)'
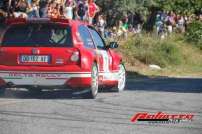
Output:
(118, 34), (202, 77)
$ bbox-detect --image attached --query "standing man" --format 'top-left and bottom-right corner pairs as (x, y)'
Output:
(88, 0), (99, 25)
(76, 0), (88, 21)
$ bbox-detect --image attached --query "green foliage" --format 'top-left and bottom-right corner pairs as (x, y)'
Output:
(155, 41), (182, 66)
(98, 0), (201, 13)
(97, 0), (155, 13)
(120, 35), (183, 67)
(96, 0), (158, 24)
(186, 21), (202, 49)
(155, 0), (202, 14)
(96, 0), (201, 21)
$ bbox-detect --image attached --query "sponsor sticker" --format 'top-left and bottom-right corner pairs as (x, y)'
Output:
(8, 72), (62, 78)
(131, 112), (194, 124)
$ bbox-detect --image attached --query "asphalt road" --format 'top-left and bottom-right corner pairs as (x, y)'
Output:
(0, 77), (202, 134)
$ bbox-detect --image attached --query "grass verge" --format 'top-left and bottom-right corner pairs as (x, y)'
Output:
(118, 33), (202, 77)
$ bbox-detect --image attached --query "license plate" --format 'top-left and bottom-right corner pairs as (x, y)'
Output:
(20, 55), (50, 63)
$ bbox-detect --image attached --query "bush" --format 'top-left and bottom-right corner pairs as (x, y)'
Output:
(186, 21), (202, 49)
(120, 35), (182, 67)
(155, 42), (182, 66)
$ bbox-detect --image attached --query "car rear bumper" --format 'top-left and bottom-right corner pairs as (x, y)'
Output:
(0, 65), (88, 72)
(0, 71), (91, 89)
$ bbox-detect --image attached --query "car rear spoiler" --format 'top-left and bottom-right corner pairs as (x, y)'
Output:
(5, 18), (70, 25)
(5, 18), (27, 25)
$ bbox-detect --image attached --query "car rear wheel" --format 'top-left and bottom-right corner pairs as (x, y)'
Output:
(115, 64), (126, 92)
(86, 63), (99, 99)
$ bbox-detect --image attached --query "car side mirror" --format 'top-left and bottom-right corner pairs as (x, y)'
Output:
(108, 42), (119, 49)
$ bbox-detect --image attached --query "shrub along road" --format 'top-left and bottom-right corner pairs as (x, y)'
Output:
(0, 76), (201, 134)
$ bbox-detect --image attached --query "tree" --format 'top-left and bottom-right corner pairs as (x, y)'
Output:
(96, 0), (157, 27)
(154, 0), (202, 14)
(96, 0), (202, 27)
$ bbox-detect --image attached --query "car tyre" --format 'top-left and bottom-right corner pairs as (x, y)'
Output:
(85, 63), (99, 99)
(0, 87), (6, 96)
(114, 64), (126, 92)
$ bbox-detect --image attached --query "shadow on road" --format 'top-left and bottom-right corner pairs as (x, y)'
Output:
(126, 71), (202, 93)
(0, 89), (93, 99)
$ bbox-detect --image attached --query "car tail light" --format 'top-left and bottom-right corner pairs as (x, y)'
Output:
(0, 48), (5, 56)
(70, 51), (80, 64)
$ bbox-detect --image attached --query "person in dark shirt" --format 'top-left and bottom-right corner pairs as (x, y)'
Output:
(0, 0), (11, 22)
(39, 0), (49, 17)
(13, 0), (28, 18)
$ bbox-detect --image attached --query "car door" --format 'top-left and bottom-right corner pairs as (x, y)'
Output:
(87, 27), (112, 75)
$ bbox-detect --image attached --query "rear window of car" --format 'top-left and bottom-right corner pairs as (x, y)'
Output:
(1, 23), (72, 47)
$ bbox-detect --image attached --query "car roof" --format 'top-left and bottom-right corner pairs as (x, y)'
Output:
(5, 18), (88, 27)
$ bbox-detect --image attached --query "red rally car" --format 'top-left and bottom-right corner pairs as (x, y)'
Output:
(0, 18), (126, 99)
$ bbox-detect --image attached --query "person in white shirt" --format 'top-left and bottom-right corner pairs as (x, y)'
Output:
(64, 0), (76, 19)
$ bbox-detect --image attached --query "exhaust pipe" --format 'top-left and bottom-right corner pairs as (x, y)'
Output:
(6, 82), (14, 87)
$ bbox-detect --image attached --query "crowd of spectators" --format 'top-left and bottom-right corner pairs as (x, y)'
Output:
(0, 0), (99, 24)
(0, 0), (202, 40)
(155, 11), (202, 39)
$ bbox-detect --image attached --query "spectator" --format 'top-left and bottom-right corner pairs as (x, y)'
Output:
(39, 0), (49, 17)
(117, 20), (128, 39)
(166, 12), (175, 34)
(55, 3), (63, 18)
(47, 1), (61, 18)
(55, 0), (65, 5)
(199, 11), (202, 21)
(76, 0), (88, 21)
(184, 14), (189, 31)
(133, 12), (143, 34)
(88, 0), (99, 24)
(155, 12), (167, 39)
(0, 0), (8, 21)
(155, 13), (163, 35)
(27, 0), (40, 18)
(176, 15), (185, 33)
(13, 0), (28, 18)
(96, 14), (106, 38)
(64, 0), (76, 19)
(111, 27), (117, 39)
